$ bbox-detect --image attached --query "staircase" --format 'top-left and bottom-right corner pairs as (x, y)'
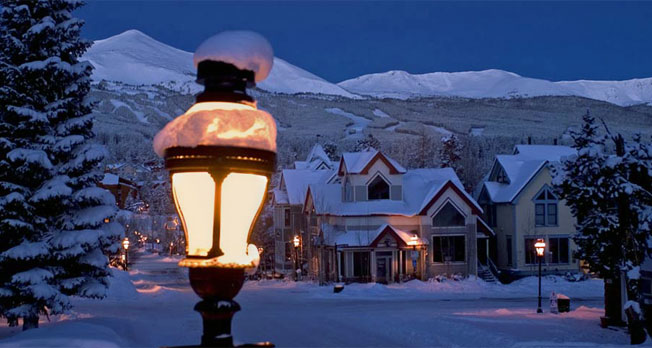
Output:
(477, 261), (498, 283)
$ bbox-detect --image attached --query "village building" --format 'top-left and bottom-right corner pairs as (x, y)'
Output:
(272, 144), (336, 274)
(477, 145), (581, 280)
(273, 145), (492, 283)
(98, 173), (139, 209)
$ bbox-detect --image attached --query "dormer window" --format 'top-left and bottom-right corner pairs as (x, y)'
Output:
(368, 175), (389, 200)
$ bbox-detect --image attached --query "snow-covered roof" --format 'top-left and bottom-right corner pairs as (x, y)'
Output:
(272, 188), (289, 205)
(294, 145), (333, 170)
(323, 224), (428, 247)
(308, 167), (480, 216)
(101, 173), (119, 186)
(281, 169), (335, 205)
(339, 149), (406, 175)
(483, 145), (575, 203)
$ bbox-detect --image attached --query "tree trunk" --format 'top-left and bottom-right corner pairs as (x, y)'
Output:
(22, 316), (39, 331)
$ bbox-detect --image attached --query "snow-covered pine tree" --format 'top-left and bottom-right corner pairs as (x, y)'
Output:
(552, 111), (652, 326)
(439, 134), (463, 176)
(0, 0), (121, 330)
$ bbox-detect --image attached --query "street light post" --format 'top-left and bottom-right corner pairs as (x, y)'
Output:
(535, 238), (546, 314)
(122, 237), (130, 271)
(293, 235), (300, 281)
(408, 234), (420, 279)
(153, 31), (276, 347)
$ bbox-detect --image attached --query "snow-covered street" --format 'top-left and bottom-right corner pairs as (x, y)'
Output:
(0, 251), (629, 347)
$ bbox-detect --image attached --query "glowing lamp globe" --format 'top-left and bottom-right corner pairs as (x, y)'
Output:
(122, 237), (130, 251)
(408, 234), (419, 247)
(535, 239), (546, 257)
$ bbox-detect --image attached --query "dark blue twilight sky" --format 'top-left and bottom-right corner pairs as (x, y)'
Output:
(76, 1), (652, 83)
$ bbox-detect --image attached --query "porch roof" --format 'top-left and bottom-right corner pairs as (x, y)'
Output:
(324, 223), (428, 248)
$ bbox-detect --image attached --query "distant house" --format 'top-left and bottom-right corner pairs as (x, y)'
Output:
(272, 144), (336, 274)
(274, 145), (491, 284)
(477, 145), (581, 279)
(98, 173), (139, 209)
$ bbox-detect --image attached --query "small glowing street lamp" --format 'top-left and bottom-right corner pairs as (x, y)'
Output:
(293, 235), (301, 281)
(122, 237), (130, 271)
(153, 31), (276, 347)
(408, 234), (420, 278)
(535, 238), (546, 313)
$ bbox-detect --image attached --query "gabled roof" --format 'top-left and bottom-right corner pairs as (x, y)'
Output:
(338, 149), (406, 176)
(483, 145), (575, 203)
(294, 144), (333, 170)
(281, 169), (335, 205)
(307, 167), (481, 217)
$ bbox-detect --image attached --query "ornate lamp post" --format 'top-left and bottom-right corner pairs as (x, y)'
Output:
(122, 237), (130, 271)
(293, 235), (300, 281)
(535, 238), (546, 314)
(153, 31), (276, 347)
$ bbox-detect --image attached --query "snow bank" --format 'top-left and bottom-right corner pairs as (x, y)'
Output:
(153, 102), (277, 156)
(243, 275), (603, 301)
(193, 31), (273, 83)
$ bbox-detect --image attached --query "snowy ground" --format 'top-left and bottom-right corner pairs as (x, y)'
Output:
(0, 251), (631, 347)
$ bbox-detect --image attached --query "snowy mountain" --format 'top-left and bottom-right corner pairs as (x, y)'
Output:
(338, 69), (652, 106)
(84, 30), (358, 98)
(84, 30), (652, 106)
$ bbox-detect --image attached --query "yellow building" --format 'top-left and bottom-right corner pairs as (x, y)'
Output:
(477, 145), (581, 280)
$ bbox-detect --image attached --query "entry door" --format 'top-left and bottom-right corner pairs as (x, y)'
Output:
(376, 255), (392, 284)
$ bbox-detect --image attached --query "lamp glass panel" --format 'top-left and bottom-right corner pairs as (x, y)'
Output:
(172, 172), (215, 257)
(218, 173), (267, 265)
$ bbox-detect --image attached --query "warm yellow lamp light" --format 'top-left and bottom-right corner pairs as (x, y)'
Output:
(293, 235), (300, 248)
(122, 237), (130, 250)
(535, 238), (546, 257)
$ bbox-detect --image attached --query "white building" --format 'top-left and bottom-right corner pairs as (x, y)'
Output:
(274, 145), (493, 283)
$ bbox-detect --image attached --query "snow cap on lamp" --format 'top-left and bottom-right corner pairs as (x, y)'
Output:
(153, 31), (277, 157)
(193, 31), (274, 83)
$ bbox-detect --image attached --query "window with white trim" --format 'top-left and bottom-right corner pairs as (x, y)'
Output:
(432, 235), (465, 263)
(433, 202), (465, 227)
(549, 236), (570, 264)
(533, 187), (558, 226)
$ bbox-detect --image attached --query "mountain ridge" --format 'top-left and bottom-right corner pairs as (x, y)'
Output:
(84, 30), (652, 106)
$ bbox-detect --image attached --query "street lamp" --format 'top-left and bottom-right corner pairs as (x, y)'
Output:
(408, 234), (420, 279)
(153, 31), (276, 347)
(293, 235), (300, 281)
(122, 237), (130, 271)
(535, 238), (546, 314)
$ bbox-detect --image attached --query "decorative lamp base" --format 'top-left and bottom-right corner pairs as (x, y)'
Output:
(174, 267), (274, 348)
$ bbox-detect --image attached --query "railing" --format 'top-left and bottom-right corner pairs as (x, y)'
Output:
(486, 257), (501, 278)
